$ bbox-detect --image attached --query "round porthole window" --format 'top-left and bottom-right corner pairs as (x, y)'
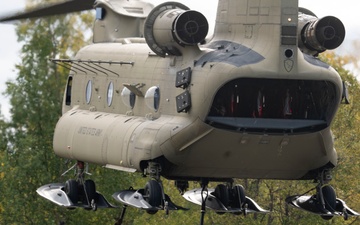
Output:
(145, 86), (160, 112)
(85, 80), (92, 104)
(107, 82), (114, 106)
(121, 87), (136, 109)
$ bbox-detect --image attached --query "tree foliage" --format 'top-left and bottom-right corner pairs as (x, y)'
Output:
(0, 1), (360, 224)
(0, 0), (95, 224)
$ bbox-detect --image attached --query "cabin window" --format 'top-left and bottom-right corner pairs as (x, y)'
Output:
(96, 7), (106, 20)
(107, 82), (114, 107)
(65, 76), (72, 106)
(207, 78), (338, 133)
(145, 86), (160, 112)
(154, 88), (160, 111)
(121, 87), (136, 109)
(85, 80), (92, 104)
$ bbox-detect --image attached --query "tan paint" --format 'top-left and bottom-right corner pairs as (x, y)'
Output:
(52, 0), (345, 181)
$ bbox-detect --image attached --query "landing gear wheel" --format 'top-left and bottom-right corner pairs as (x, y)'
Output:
(320, 185), (336, 220)
(144, 180), (162, 215)
(214, 184), (229, 214)
(233, 185), (246, 207)
(65, 179), (78, 204)
(84, 179), (96, 210)
(232, 185), (246, 215)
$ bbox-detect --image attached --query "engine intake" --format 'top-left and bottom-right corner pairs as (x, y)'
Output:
(299, 12), (345, 55)
(144, 2), (209, 57)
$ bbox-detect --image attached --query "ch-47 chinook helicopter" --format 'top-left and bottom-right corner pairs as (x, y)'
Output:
(1, 0), (359, 224)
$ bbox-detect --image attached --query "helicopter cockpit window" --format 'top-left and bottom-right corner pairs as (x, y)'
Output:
(96, 7), (105, 20)
(121, 87), (136, 109)
(107, 82), (114, 107)
(85, 80), (92, 104)
(145, 86), (160, 112)
(207, 78), (337, 133)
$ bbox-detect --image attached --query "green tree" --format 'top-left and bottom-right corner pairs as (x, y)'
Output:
(0, 0), (95, 224)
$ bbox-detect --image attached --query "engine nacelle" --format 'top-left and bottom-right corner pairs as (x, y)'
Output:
(298, 11), (345, 56)
(144, 2), (209, 57)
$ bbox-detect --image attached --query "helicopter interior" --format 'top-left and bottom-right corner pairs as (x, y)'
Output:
(207, 78), (337, 133)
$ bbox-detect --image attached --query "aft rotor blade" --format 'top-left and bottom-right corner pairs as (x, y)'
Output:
(0, 0), (95, 22)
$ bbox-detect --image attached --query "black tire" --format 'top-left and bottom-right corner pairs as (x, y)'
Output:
(144, 180), (162, 215)
(232, 185), (246, 208)
(214, 184), (230, 215)
(83, 179), (96, 205)
(65, 179), (78, 204)
(214, 184), (230, 207)
(320, 185), (336, 220)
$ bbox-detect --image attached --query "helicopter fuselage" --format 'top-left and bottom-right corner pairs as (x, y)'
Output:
(49, 0), (348, 183)
(53, 35), (341, 181)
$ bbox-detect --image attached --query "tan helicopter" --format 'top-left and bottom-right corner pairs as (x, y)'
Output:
(1, 0), (358, 224)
